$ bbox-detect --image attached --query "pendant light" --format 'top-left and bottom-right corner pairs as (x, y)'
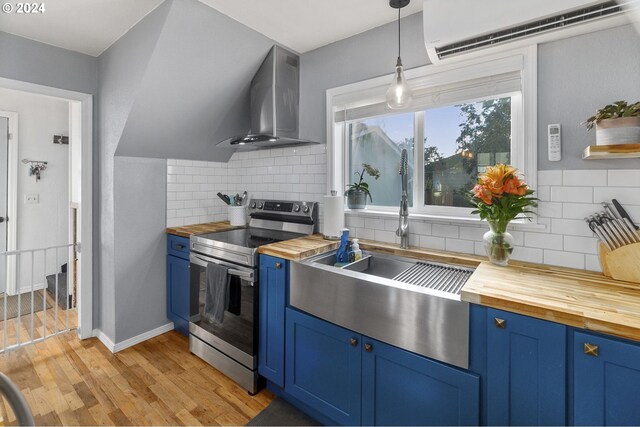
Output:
(386, 0), (413, 110)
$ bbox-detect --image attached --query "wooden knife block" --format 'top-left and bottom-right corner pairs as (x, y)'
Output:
(598, 240), (640, 284)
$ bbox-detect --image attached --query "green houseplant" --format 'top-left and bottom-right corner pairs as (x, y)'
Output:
(585, 100), (640, 146)
(345, 163), (380, 209)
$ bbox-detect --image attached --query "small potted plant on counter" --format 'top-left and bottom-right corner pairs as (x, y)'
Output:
(469, 164), (537, 266)
(585, 100), (640, 145)
(345, 163), (380, 209)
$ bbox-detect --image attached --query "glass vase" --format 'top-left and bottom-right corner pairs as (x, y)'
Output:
(483, 221), (514, 266)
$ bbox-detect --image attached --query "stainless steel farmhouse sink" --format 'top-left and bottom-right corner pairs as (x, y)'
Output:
(290, 250), (475, 369)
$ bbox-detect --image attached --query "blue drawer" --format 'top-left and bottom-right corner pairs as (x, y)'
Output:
(167, 234), (190, 260)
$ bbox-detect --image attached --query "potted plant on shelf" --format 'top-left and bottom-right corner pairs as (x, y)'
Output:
(469, 164), (537, 266)
(345, 163), (380, 209)
(585, 100), (640, 146)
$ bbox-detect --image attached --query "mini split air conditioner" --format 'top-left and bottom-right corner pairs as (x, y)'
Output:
(423, 0), (637, 64)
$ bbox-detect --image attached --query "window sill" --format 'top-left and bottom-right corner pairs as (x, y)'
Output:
(344, 208), (547, 231)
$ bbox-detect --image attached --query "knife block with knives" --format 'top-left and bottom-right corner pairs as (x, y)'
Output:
(593, 200), (640, 284)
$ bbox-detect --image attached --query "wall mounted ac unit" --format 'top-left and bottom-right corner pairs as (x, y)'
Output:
(423, 0), (637, 64)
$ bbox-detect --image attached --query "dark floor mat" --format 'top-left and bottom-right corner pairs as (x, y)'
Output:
(246, 397), (322, 426)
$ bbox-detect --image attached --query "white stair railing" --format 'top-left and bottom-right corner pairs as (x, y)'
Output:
(0, 243), (75, 353)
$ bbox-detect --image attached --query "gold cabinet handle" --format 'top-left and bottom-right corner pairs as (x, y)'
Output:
(584, 342), (599, 357)
(364, 343), (373, 352)
(494, 318), (506, 329)
(350, 338), (358, 347)
(275, 262), (282, 269)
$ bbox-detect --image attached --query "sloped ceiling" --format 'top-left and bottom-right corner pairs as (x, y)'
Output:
(113, 0), (277, 161)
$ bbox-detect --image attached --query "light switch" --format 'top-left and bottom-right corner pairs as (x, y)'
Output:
(24, 194), (39, 204)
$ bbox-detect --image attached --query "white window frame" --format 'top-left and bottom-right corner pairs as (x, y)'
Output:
(326, 46), (537, 223)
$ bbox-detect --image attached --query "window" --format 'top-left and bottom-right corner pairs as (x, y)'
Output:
(329, 48), (536, 220)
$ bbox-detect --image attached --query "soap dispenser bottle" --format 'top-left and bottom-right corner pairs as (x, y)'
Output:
(335, 228), (350, 265)
(351, 239), (362, 261)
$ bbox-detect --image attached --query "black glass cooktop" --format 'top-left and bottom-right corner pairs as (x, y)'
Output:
(196, 227), (305, 249)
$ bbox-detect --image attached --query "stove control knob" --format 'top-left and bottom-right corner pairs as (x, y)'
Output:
(302, 206), (310, 214)
(250, 201), (256, 209)
(257, 202), (264, 209)
(293, 205), (301, 213)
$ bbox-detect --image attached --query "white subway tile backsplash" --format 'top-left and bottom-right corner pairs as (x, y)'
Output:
(543, 249), (585, 269)
(445, 239), (474, 254)
(550, 186), (593, 203)
(562, 170), (607, 187)
(607, 170), (640, 187)
(166, 159), (628, 273)
(524, 232), (563, 250)
(538, 170), (562, 186)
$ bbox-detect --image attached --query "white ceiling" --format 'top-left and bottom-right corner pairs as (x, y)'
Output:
(0, 0), (164, 56)
(198, 0), (423, 53)
(0, 0), (423, 57)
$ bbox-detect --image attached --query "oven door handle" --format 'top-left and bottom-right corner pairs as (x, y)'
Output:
(190, 253), (255, 282)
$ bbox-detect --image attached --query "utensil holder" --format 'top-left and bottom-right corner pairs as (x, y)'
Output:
(228, 205), (247, 226)
(598, 239), (640, 284)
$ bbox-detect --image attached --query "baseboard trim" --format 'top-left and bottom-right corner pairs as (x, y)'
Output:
(92, 322), (175, 353)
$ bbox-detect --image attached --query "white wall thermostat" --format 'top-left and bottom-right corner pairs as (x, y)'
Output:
(548, 124), (561, 162)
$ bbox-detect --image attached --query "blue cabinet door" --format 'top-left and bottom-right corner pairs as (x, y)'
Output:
(574, 331), (640, 426)
(362, 337), (479, 426)
(258, 255), (287, 387)
(285, 308), (362, 426)
(166, 254), (190, 335)
(486, 308), (566, 426)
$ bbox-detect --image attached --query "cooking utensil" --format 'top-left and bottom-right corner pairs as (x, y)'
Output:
(235, 193), (241, 206)
(217, 192), (231, 205)
(241, 191), (248, 205)
(603, 202), (639, 243)
(612, 199), (638, 230)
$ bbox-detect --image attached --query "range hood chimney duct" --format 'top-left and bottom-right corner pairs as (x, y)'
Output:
(217, 45), (320, 151)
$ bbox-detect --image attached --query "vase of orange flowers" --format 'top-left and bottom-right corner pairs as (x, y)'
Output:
(469, 164), (537, 266)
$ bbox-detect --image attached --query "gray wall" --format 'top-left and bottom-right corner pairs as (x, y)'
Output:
(300, 15), (640, 171)
(115, 0), (276, 161)
(97, 0), (172, 341)
(537, 24), (640, 170)
(114, 157), (167, 342)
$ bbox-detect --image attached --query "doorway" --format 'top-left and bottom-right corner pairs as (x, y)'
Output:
(0, 78), (92, 350)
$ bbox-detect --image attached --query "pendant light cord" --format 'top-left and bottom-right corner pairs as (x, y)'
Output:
(397, 7), (401, 60)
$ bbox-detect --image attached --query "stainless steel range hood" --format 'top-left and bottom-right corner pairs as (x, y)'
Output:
(217, 45), (320, 151)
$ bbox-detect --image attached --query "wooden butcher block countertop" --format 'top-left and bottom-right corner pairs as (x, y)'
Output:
(165, 221), (240, 237)
(257, 234), (340, 260)
(169, 223), (640, 342)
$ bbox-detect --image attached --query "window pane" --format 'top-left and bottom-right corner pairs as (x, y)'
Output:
(348, 113), (414, 207)
(424, 97), (511, 208)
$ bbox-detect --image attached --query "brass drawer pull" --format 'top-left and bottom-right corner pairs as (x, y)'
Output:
(350, 338), (358, 347)
(275, 262), (282, 269)
(584, 343), (599, 357)
(494, 318), (506, 329)
(364, 343), (373, 352)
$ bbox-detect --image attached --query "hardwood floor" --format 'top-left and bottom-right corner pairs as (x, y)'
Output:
(0, 291), (77, 351)
(0, 330), (274, 425)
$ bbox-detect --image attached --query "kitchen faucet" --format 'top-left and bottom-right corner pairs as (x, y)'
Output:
(396, 149), (409, 249)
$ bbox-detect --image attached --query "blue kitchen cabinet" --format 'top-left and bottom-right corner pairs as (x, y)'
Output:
(258, 255), (288, 388)
(166, 234), (190, 335)
(573, 331), (640, 426)
(362, 337), (480, 426)
(285, 308), (362, 426)
(486, 308), (566, 426)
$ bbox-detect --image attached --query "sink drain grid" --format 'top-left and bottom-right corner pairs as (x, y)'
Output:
(392, 262), (474, 295)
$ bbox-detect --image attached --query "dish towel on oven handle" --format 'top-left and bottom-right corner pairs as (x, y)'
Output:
(204, 262), (230, 324)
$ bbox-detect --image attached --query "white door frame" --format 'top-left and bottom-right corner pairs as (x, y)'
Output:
(0, 110), (18, 295)
(0, 77), (93, 339)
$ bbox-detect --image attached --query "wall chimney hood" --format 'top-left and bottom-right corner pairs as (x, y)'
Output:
(217, 45), (320, 151)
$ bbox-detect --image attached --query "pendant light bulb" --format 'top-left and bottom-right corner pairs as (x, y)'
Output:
(386, 57), (413, 110)
(386, 0), (412, 110)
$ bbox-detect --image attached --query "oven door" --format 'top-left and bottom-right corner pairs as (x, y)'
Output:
(189, 252), (258, 369)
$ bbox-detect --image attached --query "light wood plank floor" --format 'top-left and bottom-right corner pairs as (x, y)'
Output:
(0, 330), (274, 425)
(0, 292), (77, 351)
